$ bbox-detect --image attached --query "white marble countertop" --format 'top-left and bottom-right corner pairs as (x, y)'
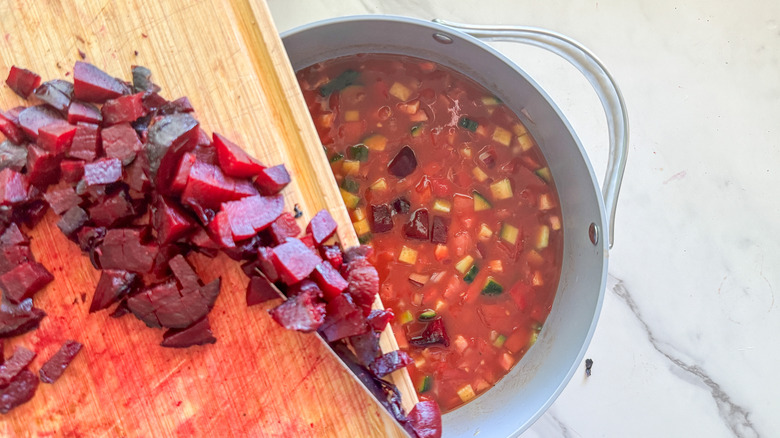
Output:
(268, 1), (780, 437)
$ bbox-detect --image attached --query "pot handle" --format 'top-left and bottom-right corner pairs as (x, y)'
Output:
(433, 19), (628, 249)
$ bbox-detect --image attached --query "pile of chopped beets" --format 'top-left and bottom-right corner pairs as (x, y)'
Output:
(0, 63), (440, 437)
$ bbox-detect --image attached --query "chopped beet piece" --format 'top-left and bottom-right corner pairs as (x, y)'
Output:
(0, 140), (27, 172)
(37, 122), (77, 154)
(319, 293), (369, 342)
(0, 262), (54, 303)
(0, 298), (46, 338)
(15, 200), (48, 229)
(67, 101), (102, 125)
(60, 159), (85, 183)
(0, 369), (38, 414)
(271, 238), (322, 285)
(26, 143), (61, 187)
(346, 261), (379, 316)
(131, 65), (160, 94)
(299, 234), (316, 250)
(89, 190), (135, 227)
(39, 340), (82, 384)
(108, 300), (131, 318)
(407, 400), (443, 438)
(387, 146), (417, 178)
(410, 318), (450, 347)
(254, 164), (290, 195)
(311, 261), (348, 301)
(0, 345), (36, 386)
(89, 270), (137, 313)
(101, 93), (148, 126)
(221, 194), (284, 240)
(246, 275), (280, 306)
(170, 152), (196, 193)
(222, 232), (270, 261)
(430, 216), (449, 244)
(83, 157), (122, 186)
(181, 160), (259, 210)
(257, 247), (279, 283)
(0, 223), (27, 247)
(161, 317), (216, 348)
(369, 350), (413, 378)
(306, 209), (337, 246)
(370, 204), (393, 233)
(57, 206), (88, 236)
(349, 331), (381, 366)
(269, 212), (301, 244)
(128, 277), (221, 329)
(168, 255), (201, 291)
(0, 246), (33, 275)
(367, 308), (394, 332)
(320, 244), (343, 271)
(193, 142), (217, 164)
(101, 123), (142, 165)
(17, 105), (64, 141)
(161, 96), (194, 114)
(44, 184), (81, 215)
(0, 169), (29, 206)
(125, 158), (150, 193)
(188, 227), (219, 257)
(73, 61), (129, 103)
(343, 245), (373, 264)
(33, 80), (73, 114)
(5, 66), (41, 98)
(0, 112), (25, 146)
(269, 290), (325, 333)
(98, 228), (159, 273)
(404, 208), (430, 240)
(206, 211), (235, 248)
(145, 113), (199, 187)
(152, 196), (196, 244)
(213, 132), (265, 178)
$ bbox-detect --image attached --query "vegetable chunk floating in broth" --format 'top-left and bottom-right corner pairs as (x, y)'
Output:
(297, 54), (564, 412)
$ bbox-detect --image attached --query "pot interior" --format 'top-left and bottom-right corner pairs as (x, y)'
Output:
(282, 15), (608, 438)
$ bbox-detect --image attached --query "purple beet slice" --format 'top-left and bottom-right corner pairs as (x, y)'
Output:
(39, 340), (82, 384)
(0, 245), (33, 275)
(403, 208), (430, 240)
(320, 244), (343, 271)
(33, 80), (73, 114)
(370, 204), (393, 233)
(181, 160), (259, 210)
(60, 159), (85, 183)
(349, 331), (381, 366)
(89, 270), (137, 313)
(0, 223), (27, 247)
(67, 122), (100, 162)
(306, 209), (337, 246)
(430, 216), (449, 244)
(37, 121), (77, 154)
(221, 194), (284, 240)
(246, 275), (280, 306)
(101, 123), (142, 165)
(0, 298), (46, 338)
(387, 145), (417, 178)
(0, 262), (54, 303)
(73, 61), (129, 103)
(369, 350), (413, 378)
(407, 400), (443, 438)
(57, 206), (89, 237)
(409, 318), (450, 347)
(0, 140), (27, 172)
(26, 143), (62, 187)
(254, 164), (290, 195)
(168, 254), (201, 292)
(206, 211), (235, 249)
(311, 261), (348, 301)
(367, 308), (394, 332)
(268, 212), (301, 244)
(98, 228), (159, 273)
(269, 290), (325, 333)
(101, 93), (148, 126)
(152, 196), (196, 245)
(145, 113), (199, 188)
(0, 169), (30, 206)
(160, 317), (216, 348)
(5, 66), (41, 99)
(346, 260), (379, 316)
(83, 157), (122, 186)
(270, 238), (322, 285)
(213, 132), (265, 178)
(0, 369), (38, 414)
(17, 105), (64, 141)
(319, 293), (369, 342)
(256, 247), (279, 283)
(0, 345), (36, 387)
(88, 190), (135, 227)
(67, 101), (102, 125)
(43, 184), (81, 215)
(0, 111), (25, 145)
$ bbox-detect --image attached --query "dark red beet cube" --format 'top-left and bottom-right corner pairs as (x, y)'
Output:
(254, 164), (290, 195)
(98, 228), (159, 274)
(39, 340), (82, 384)
(246, 275), (280, 306)
(73, 61), (129, 103)
(387, 145), (418, 178)
(152, 196), (196, 245)
(0, 369), (38, 414)
(189, 227), (220, 257)
(0, 223), (27, 247)
(0, 246), (33, 275)
(370, 204), (393, 233)
(306, 209), (338, 246)
(407, 400), (443, 438)
(0, 298), (46, 339)
(5, 66), (41, 98)
(404, 208), (430, 240)
(125, 159), (150, 194)
(145, 113), (199, 187)
(431, 216), (449, 244)
(0, 111), (25, 145)
(221, 194), (283, 241)
(67, 101), (102, 125)
(57, 206), (88, 236)
(37, 122), (77, 155)
(269, 291), (325, 333)
(17, 105), (64, 141)
(0, 261), (54, 303)
(171, 152), (196, 193)
(161, 317), (216, 348)
(89, 270), (137, 313)
(101, 93), (148, 126)
(410, 318), (450, 347)
(213, 132), (265, 178)
(0, 345), (36, 386)
(33, 80), (73, 114)
(101, 123), (142, 165)
(0, 141), (28, 173)
(44, 184), (81, 215)
(206, 211), (235, 248)
(60, 159), (85, 183)
(369, 350), (413, 378)
(349, 332), (381, 366)
(367, 308), (394, 332)
(269, 212), (301, 244)
(271, 238), (322, 285)
(83, 158), (122, 186)
(346, 261), (379, 316)
(168, 254), (201, 292)
(129, 278), (220, 329)
(320, 244), (343, 271)
(319, 293), (369, 342)
(311, 261), (348, 301)
(0, 169), (30, 206)
(160, 96), (194, 115)
(88, 190), (135, 227)
(26, 144), (62, 187)
(343, 245), (373, 264)
(181, 160), (259, 210)
(68, 122), (100, 162)
(257, 247), (279, 283)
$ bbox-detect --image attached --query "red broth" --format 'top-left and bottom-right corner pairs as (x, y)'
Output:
(297, 54), (563, 412)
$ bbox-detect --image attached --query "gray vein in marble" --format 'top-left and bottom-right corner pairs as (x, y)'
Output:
(548, 411), (576, 438)
(610, 277), (760, 438)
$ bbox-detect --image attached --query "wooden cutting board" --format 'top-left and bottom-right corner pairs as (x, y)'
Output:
(0, 0), (414, 436)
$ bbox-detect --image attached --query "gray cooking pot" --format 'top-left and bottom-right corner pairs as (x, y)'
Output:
(281, 16), (628, 437)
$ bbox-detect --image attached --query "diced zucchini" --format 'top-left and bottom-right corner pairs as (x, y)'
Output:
(399, 246), (418, 265)
(535, 225), (550, 249)
(535, 167), (552, 183)
(344, 110), (360, 122)
(411, 124), (423, 137)
(342, 159), (360, 175)
(370, 178), (387, 191)
(389, 82), (412, 101)
(418, 309), (436, 321)
(320, 69), (360, 96)
(472, 167), (488, 182)
(353, 218), (371, 236)
(358, 233), (373, 244)
(340, 188), (360, 209)
(490, 178), (513, 200)
(363, 133), (387, 151)
(499, 223), (519, 245)
(463, 265), (479, 284)
(329, 152), (344, 163)
(341, 177), (360, 194)
(492, 126), (512, 146)
(493, 334), (507, 348)
(454, 255), (474, 274)
(517, 134), (535, 151)
(350, 207), (366, 222)
(458, 116), (478, 132)
(481, 95), (502, 106)
(512, 122), (528, 136)
(481, 277), (503, 296)
(539, 193), (554, 210)
(399, 310), (414, 325)
(457, 384), (476, 403)
(417, 375), (432, 393)
(347, 144), (369, 162)
(477, 223), (493, 241)
(473, 191), (492, 211)
(432, 199), (451, 213)
(529, 331), (539, 347)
